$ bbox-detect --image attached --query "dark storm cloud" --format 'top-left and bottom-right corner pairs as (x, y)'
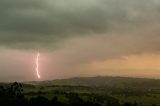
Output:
(0, 0), (160, 49)
(0, 0), (108, 48)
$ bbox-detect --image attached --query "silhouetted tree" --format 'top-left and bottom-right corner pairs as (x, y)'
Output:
(10, 82), (23, 96)
(0, 82), (28, 106)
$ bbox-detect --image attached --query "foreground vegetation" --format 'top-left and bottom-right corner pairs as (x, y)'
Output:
(1, 76), (160, 106)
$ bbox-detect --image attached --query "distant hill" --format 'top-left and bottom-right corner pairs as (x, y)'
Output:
(25, 76), (160, 89)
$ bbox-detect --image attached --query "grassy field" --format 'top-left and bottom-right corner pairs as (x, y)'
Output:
(18, 76), (160, 106)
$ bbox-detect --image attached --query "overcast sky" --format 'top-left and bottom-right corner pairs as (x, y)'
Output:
(1, 0), (160, 81)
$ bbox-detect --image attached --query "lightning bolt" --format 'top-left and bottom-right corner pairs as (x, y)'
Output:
(36, 52), (41, 79)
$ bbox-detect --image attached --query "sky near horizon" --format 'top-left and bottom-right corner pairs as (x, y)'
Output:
(1, 0), (160, 81)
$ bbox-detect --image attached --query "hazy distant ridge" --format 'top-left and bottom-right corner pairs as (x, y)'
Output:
(25, 76), (160, 89)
